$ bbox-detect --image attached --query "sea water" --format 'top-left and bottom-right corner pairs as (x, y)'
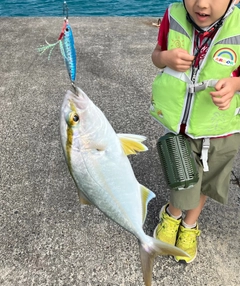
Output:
(0, 0), (179, 17)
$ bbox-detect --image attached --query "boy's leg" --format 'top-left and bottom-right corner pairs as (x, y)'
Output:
(153, 203), (182, 245)
(167, 193), (206, 224)
(167, 203), (182, 217)
(184, 194), (207, 224)
(154, 142), (204, 247)
(154, 134), (240, 263)
(154, 138), (204, 261)
(174, 134), (240, 263)
(174, 194), (206, 263)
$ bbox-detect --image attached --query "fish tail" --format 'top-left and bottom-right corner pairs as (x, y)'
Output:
(139, 236), (189, 286)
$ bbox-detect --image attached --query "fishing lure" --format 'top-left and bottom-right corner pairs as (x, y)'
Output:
(38, 1), (76, 84)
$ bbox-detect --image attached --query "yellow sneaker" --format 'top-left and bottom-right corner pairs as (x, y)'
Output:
(175, 224), (201, 263)
(153, 204), (181, 245)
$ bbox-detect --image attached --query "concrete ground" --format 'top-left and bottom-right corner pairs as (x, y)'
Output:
(0, 17), (240, 286)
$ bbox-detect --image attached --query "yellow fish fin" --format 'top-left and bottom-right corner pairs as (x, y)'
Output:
(140, 184), (155, 225)
(117, 134), (148, 155)
(77, 189), (92, 205)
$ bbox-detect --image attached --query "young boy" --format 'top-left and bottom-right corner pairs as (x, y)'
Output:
(150, 0), (240, 263)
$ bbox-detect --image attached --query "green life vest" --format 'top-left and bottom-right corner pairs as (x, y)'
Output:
(150, 3), (240, 138)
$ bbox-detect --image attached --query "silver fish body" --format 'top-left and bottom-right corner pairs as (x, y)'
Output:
(60, 86), (189, 286)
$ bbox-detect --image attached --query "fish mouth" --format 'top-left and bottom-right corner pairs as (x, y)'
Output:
(64, 87), (89, 111)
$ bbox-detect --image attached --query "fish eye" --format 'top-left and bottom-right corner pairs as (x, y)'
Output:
(66, 27), (69, 32)
(73, 114), (79, 122)
(68, 112), (80, 126)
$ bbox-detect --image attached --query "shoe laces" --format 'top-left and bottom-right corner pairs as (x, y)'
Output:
(160, 212), (180, 232)
(178, 227), (200, 245)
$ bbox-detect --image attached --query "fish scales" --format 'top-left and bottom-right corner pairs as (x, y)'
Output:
(64, 95), (142, 234)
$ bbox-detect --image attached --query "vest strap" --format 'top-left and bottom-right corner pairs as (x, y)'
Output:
(188, 80), (218, 93)
(200, 138), (210, 172)
(164, 67), (192, 84)
(163, 67), (219, 93)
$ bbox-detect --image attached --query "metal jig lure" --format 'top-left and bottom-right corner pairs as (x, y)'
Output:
(38, 1), (77, 85)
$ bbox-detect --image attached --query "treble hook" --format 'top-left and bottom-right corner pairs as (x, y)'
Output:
(63, 1), (69, 19)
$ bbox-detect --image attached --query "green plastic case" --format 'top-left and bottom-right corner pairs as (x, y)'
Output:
(156, 133), (199, 190)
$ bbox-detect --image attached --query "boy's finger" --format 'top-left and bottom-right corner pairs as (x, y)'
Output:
(214, 79), (225, 91)
(180, 52), (195, 61)
(210, 90), (224, 98)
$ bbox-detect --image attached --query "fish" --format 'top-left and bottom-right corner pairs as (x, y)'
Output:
(60, 86), (189, 286)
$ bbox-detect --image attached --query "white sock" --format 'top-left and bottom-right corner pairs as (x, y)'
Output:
(166, 206), (182, 220)
(182, 220), (197, 229)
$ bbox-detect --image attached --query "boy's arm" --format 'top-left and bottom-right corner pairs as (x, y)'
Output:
(152, 44), (195, 72)
(152, 9), (194, 72)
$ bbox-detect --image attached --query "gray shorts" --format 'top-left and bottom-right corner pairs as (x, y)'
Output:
(170, 133), (240, 210)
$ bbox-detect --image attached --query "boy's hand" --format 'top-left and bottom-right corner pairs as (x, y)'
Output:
(152, 45), (194, 71)
(164, 48), (195, 72)
(210, 77), (240, 110)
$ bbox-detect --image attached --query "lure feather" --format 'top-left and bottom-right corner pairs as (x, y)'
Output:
(37, 40), (61, 60)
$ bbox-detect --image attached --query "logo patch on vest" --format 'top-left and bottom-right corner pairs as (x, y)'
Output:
(213, 48), (237, 67)
(171, 36), (184, 49)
